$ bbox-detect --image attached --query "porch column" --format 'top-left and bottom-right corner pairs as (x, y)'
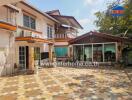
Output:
(116, 42), (122, 62)
(103, 44), (105, 62)
(49, 44), (53, 62)
(29, 46), (35, 70)
(92, 44), (93, 62)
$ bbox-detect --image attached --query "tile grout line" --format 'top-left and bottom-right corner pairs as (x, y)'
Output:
(34, 73), (53, 100)
(17, 76), (27, 100)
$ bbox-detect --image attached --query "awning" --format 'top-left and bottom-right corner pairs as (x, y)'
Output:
(0, 21), (17, 31)
(15, 37), (53, 44)
(51, 15), (83, 29)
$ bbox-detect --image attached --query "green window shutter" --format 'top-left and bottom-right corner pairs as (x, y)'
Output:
(55, 47), (68, 57)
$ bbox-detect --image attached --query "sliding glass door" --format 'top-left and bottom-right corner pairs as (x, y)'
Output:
(73, 43), (116, 62)
(93, 44), (103, 62)
(104, 43), (116, 62)
(73, 45), (83, 61)
(84, 45), (92, 61)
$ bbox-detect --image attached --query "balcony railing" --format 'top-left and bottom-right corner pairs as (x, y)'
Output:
(55, 33), (68, 39)
(16, 30), (42, 39)
(0, 18), (16, 25)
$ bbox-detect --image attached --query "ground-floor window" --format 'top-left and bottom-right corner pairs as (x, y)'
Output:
(73, 43), (116, 62)
(55, 47), (68, 57)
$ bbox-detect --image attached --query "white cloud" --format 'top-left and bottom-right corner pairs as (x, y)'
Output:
(79, 18), (90, 26)
(90, 9), (99, 15)
(78, 18), (96, 35)
(84, 0), (100, 6)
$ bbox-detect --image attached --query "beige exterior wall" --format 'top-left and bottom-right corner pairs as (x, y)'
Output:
(0, 6), (17, 25)
(54, 42), (69, 46)
(0, 30), (15, 76)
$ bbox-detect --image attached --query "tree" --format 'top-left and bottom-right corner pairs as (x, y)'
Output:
(94, 0), (132, 38)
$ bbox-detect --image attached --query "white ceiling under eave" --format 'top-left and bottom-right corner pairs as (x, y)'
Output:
(0, 0), (24, 6)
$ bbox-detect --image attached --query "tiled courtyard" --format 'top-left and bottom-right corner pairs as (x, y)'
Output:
(0, 67), (132, 100)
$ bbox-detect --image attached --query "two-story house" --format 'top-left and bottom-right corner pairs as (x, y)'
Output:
(46, 10), (83, 61)
(0, 1), (83, 76)
(14, 1), (59, 71)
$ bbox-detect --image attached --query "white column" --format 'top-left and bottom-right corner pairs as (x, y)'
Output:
(92, 44), (93, 62)
(83, 44), (84, 61)
(103, 44), (105, 62)
(116, 42), (118, 62)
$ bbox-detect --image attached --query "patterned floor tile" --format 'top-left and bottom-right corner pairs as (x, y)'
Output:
(0, 67), (131, 100)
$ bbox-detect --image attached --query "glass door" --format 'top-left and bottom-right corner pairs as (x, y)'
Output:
(93, 44), (103, 62)
(19, 46), (26, 70)
(84, 45), (92, 61)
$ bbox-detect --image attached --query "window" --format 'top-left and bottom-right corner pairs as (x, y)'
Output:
(23, 14), (36, 29)
(104, 43), (116, 62)
(47, 25), (53, 39)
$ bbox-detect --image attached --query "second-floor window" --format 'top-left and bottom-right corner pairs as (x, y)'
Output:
(47, 25), (53, 39)
(23, 14), (36, 30)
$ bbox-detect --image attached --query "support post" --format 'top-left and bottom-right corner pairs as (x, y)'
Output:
(92, 44), (93, 62)
(49, 44), (53, 62)
(29, 46), (35, 71)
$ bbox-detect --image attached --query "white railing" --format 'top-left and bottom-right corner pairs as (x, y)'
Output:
(0, 18), (16, 25)
(16, 30), (42, 38)
(55, 33), (68, 39)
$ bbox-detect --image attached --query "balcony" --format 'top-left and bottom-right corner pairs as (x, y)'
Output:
(0, 18), (17, 31)
(55, 33), (68, 39)
(16, 29), (53, 44)
(54, 33), (76, 42)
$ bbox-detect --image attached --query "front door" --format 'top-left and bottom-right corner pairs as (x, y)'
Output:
(19, 46), (26, 70)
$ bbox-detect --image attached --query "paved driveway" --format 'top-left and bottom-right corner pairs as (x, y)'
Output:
(0, 67), (131, 100)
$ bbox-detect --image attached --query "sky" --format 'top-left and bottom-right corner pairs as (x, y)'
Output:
(28, 0), (116, 35)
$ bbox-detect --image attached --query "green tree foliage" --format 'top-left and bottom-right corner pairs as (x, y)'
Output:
(94, 0), (132, 37)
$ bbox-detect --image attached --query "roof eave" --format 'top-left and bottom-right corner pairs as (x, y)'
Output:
(20, 1), (60, 24)
(51, 15), (83, 29)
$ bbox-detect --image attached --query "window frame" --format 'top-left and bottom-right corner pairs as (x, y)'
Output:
(23, 14), (36, 30)
(47, 24), (53, 39)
